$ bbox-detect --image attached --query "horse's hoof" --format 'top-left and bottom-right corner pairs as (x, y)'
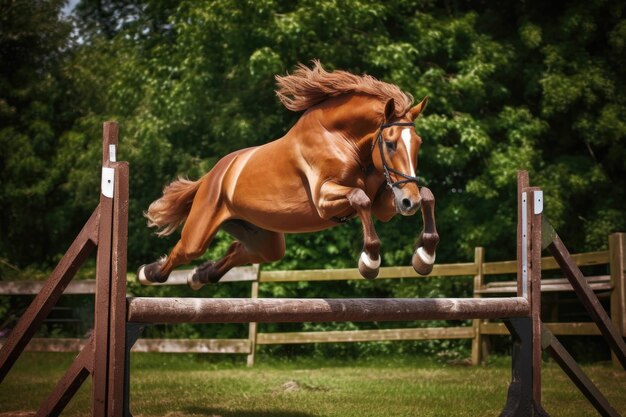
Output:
(358, 252), (380, 280)
(137, 262), (168, 285)
(188, 268), (205, 291)
(412, 247), (435, 276)
(137, 265), (151, 285)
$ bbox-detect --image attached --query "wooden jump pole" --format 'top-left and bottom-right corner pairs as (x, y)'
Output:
(126, 297), (531, 324)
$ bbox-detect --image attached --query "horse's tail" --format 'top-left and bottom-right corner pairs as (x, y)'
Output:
(145, 177), (202, 236)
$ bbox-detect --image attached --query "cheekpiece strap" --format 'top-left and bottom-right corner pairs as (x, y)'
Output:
(374, 121), (420, 189)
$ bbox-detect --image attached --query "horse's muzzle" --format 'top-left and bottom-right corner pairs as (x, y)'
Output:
(392, 187), (421, 216)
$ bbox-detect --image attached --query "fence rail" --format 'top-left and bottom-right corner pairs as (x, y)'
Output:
(1, 233), (623, 366)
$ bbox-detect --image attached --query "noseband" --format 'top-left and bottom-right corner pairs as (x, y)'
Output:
(372, 122), (420, 189)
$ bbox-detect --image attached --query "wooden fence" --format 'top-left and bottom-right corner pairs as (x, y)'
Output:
(1, 232), (624, 366)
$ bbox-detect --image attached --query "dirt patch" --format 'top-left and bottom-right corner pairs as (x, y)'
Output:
(273, 379), (330, 394)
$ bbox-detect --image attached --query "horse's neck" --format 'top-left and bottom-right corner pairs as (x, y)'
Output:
(310, 94), (383, 162)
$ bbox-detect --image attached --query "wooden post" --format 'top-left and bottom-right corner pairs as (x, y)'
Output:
(107, 151), (129, 416)
(528, 188), (543, 408)
(92, 122), (118, 417)
(471, 247), (485, 365)
(501, 172), (548, 416)
(609, 233), (625, 368)
(246, 273), (259, 367)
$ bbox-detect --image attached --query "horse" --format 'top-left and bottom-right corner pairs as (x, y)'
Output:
(138, 61), (439, 289)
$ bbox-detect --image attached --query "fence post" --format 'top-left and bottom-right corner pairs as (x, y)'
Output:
(92, 122), (118, 417)
(472, 246), (485, 365)
(528, 188), (543, 408)
(246, 269), (260, 367)
(609, 233), (625, 367)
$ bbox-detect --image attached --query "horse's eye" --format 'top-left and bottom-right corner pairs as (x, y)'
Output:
(385, 141), (396, 152)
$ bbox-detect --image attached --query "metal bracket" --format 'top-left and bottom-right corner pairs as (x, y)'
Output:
(521, 192), (528, 298)
(101, 167), (115, 198)
(534, 191), (543, 214)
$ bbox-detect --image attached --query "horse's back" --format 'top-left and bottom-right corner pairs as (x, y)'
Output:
(218, 137), (334, 232)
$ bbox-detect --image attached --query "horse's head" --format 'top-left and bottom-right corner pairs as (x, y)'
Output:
(372, 96), (428, 216)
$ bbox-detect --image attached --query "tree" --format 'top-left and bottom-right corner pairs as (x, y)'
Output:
(0, 0), (75, 270)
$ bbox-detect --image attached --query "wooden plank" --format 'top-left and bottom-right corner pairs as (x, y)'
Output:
(476, 282), (612, 294)
(472, 247), (485, 365)
(92, 123), (117, 417)
(483, 251), (610, 275)
(131, 338), (251, 354)
(246, 280), (259, 367)
(528, 188), (543, 406)
(481, 322), (601, 336)
(0, 280), (97, 295)
(35, 336), (94, 417)
(0, 337), (251, 354)
(0, 265), (258, 295)
(259, 263), (477, 283)
(7, 268), (613, 295)
(149, 265), (259, 285)
(257, 327), (474, 344)
(609, 233), (625, 337)
(484, 276), (609, 288)
(108, 158), (129, 417)
(0, 337), (87, 352)
(541, 251), (611, 271)
(542, 326), (621, 417)
(484, 260), (518, 276)
(127, 297), (531, 324)
(547, 233), (626, 369)
(0, 209), (98, 383)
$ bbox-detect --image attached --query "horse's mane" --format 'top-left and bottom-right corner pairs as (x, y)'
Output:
(275, 60), (413, 117)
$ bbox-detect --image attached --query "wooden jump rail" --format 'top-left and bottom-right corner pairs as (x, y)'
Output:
(126, 297), (531, 324)
(0, 122), (624, 417)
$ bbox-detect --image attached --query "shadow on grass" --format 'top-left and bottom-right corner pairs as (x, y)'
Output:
(182, 406), (315, 417)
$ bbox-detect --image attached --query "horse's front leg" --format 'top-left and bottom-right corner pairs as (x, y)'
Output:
(412, 187), (439, 275)
(318, 182), (381, 279)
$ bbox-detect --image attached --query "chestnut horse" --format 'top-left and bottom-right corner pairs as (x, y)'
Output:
(139, 61), (439, 289)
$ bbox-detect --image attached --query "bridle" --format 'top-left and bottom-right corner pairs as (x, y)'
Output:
(332, 121), (420, 224)
(372, 121), (420, 189)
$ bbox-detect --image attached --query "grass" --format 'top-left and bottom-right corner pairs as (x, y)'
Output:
(1, 352), (624, 417)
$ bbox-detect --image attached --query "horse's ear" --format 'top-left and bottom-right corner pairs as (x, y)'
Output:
(383, 98), (396, 122)
(408, 96), (429, 121)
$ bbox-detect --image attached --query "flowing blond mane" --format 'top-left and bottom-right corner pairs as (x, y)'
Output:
(275, 61), (413, 117)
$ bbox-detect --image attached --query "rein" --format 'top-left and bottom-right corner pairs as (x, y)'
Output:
(372, 121), (419, 189)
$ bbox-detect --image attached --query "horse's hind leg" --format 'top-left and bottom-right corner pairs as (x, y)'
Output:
(188, 220), (285, 290)
(138, 180), (228, 284)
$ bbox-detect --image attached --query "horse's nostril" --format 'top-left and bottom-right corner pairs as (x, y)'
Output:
(402, 198), (412, 209)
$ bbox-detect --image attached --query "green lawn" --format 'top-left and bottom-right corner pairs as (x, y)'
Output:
(1, 353), (624, 417)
